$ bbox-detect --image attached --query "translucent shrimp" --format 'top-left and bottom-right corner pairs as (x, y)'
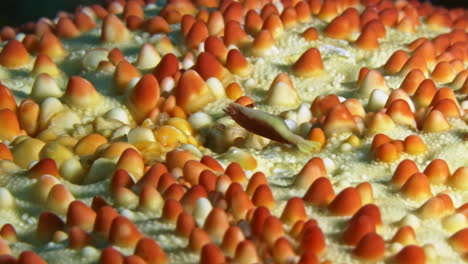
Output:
(224, 103), (320, 153)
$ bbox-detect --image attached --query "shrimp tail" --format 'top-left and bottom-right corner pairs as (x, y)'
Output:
(295, 137), (321, 153)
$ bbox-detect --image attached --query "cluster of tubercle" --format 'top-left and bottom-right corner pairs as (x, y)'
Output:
(0, 0), (467, 263)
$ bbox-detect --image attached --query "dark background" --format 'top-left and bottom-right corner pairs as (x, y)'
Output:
(0, 0), (104, 28)
(0, 0), (466, 28)
(430, 0), (468, 8)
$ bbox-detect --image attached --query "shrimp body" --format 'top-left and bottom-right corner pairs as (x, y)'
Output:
(224, 103), (320, 152)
